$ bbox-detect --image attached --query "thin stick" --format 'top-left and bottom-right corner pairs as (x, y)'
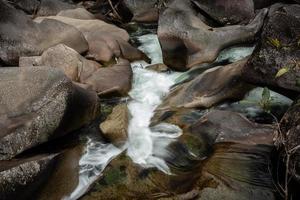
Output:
(107, 0), (122, 20)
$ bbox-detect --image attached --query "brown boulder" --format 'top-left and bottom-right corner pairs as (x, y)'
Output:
(100, 104), (130, 146)
(158, 0), (267, 71)
(157, 59), (252, 110)
(83, 58), (133, 97)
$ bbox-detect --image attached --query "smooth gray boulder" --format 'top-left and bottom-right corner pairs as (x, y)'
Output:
(0, 67), (100, 160)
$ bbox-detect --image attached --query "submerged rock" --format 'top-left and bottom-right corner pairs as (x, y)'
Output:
(100, 104), (130, 147)
(0, 0), (88, 65)
(157, 59), (252, 110)
(242, 4), (300, 97)
(0, 67), (100, 160)
(191, 0), (255, 25)
(158, 0), (267, 71)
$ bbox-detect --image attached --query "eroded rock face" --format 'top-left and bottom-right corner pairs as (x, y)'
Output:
(123, 0), (159, 23)
(242, 4), (300, 97)
(0, 67), (100, 160)
(83, 58), (133, 97)
(191, 0), (255, 25)
(277, 99), (300, 182)
(0, 154), (57, 200)
(34, 16), (149, 63)
(157, 59), (252, 110)
(100, 104), (129, 146)
(158, 0), (267, 71)
(0, 0), (88, 65)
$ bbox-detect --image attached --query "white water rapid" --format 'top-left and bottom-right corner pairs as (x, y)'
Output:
(66, 34), (182, 199)
(127, 34), (182, 174)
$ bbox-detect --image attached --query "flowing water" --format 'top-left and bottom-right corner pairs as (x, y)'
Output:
(66, 34), (182, 199)
(66, 33), (280, 200)
(127, 34), (182, 174)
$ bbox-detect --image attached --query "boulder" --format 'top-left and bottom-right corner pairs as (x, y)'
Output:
(83, 58), (133, 97)
(157, 59), (252, 110)
(100, 104), (129, 146)
(189, 110), (275, 145)
(146, 63), (169, 72)
(19, 44), (101, 83)
(37, 0), (76, 16)
(0, 67), (100, 160)
(242, 4), (300, 97)
(34, 16), (149, 63)
(0, 154), (57, 200)
(57, 8), (95, 19)
(8, 0), (76, 16)
(123, 0), (159, 23)
(191, 0), (255, 25)
(0, 0), (88, 65)
(7, 0), (40, 14)
(158, 0), (267, 71)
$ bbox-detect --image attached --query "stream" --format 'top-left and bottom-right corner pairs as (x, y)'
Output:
(65, 29), (292, 200)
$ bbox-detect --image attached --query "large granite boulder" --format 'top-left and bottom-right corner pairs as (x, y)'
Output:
(158, 0), (267, 71)
(0, 0), (88, 65)
(34, 16), (149, 63)
(0, 67), (100, 160)
(242, 4), (300, 97)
